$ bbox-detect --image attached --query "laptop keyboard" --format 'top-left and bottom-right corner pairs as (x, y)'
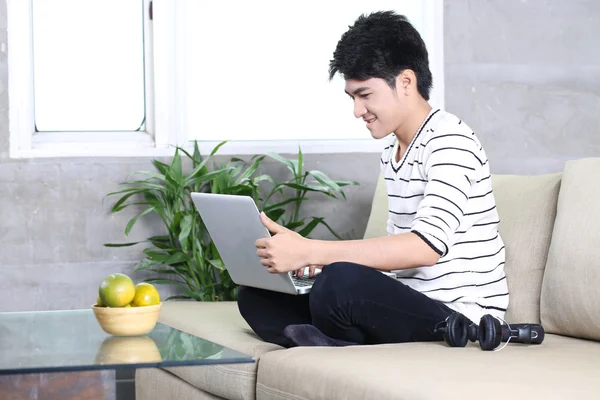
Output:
(291, 275), (315, 287)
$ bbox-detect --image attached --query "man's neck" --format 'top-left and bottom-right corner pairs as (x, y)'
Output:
(394, 102), (433, 150)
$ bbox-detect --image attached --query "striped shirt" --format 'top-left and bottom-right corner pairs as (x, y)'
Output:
(381, 108), (509, 323)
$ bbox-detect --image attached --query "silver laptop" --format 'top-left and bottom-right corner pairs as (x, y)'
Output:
(190, 192), (316, 295)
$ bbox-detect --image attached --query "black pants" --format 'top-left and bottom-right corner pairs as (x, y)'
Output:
(237, 261), (454, 347)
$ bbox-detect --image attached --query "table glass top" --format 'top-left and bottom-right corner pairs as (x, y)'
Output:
(0, 308), (254, 375)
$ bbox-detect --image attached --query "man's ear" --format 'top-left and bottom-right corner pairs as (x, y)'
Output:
(396, 70), (415, 94)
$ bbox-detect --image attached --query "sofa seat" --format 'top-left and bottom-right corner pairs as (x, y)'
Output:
(136, 301), (282, 400)
(139, 301), (600, 400)
(256, 334), (600, 400)
(136, 368), (224, 400)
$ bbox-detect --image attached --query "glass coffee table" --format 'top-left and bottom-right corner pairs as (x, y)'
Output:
(0, 309), (254, 398)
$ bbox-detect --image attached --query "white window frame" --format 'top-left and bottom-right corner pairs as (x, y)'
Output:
(7, 0), (444, 159)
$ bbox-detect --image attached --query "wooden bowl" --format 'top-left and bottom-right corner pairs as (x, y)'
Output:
(92, 303), (162, 336)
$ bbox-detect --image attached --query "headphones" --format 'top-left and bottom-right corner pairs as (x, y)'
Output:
(435, 312), (545, 351)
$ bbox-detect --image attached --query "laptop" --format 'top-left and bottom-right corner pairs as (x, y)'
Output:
(190, 192), (317, 295)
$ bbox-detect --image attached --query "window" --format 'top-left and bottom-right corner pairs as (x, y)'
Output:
(8, 0), (444, 158)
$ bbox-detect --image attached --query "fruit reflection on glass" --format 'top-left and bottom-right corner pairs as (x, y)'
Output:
(92, 273), (162, 336)
(95, 336), (162, 365)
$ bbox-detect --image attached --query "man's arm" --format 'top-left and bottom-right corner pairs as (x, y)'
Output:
(256, 213), (439, 274)
(308, 233), (440, 271)
(306, 130), (483, 272)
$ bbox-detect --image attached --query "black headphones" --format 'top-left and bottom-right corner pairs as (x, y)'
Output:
(435, 312), (545, 351)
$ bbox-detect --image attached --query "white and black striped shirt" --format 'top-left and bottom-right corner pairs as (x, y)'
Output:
(381, 108), (509, 323)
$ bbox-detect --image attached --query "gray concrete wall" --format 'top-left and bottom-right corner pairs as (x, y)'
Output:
(445, 0), (600, 174)
(1, 0), (599, 312)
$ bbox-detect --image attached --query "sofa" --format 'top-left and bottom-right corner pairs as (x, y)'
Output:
(135, 157), (600, 400)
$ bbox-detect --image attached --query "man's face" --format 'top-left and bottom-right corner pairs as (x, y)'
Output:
(344, 77), (408, 140)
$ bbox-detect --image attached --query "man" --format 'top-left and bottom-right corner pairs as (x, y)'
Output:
(237, 10), (508, 348)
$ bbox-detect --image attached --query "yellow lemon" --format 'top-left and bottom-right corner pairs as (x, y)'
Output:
(96, 296), (105, 307)
(131, 283), (161, 307)
(99, 273), (136, 307)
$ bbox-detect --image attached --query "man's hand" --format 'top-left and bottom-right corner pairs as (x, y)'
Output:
(255, 212), (317, 274)
(293, 265), (321, 279)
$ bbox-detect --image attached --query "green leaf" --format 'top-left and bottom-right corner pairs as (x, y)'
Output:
(265, 208), (286, 223)
(179, 214), (193, 251)
(253, 174), (278, 186)
(263, 197), (307, 212)
(134, 170), (166, 181)
(178, 144), (201, 168)
(285, 221), (305, 231)
(312, 217), (345, 240)
(124, 206), (156, 236)
(208, 241), (221, 263)
(134, 258), (162, 271)
(207, 259), (225, 271)
(184, 157), (210, 185)
(209, 140), (229, 156)
(110, 191), (144, 213)
(120, 180), (166, 191)
(148, 235), (171, 241)
(297, 146), (303, 180)
(298, 217), (324, 237)
(152, 160), (170, 174)
(165, 295), (193, 301)
(142, 249), (190, 265)
(277, 182), (337, 195)
(104, 241), (142, 247)
(164, 252), (191, 265)
(265, 152), (296, 175)
(106, 187), (146, 197)
(142, 249), (170, 262)
(147, 268), (181, 275)
(235, 155), (265, 185)
(185, 165), (235, 188)
(170, 148), (184, 183)
(334, 180), (360, 187)
(142, 192), (167, 220)
(289, 160), (299, 178)
(149, 235), (172, 250)
(193, 141), (203, 164)
(165, 164), (185, 194)
(308, 170), (343, 194)
(229, 164), (244, 180)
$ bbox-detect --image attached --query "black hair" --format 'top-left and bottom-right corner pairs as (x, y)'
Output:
(329, 10), (433, 100)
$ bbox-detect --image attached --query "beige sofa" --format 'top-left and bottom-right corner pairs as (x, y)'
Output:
(136, 158), (600, 400)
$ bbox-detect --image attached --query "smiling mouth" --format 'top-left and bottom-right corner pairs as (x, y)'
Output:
(365, 117), (377, 124)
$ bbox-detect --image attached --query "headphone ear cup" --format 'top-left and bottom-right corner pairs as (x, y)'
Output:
(446, 313), (469, 347)
(479, 315), (502, 351)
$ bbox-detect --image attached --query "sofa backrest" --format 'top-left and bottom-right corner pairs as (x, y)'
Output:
(540, 158), (600, 341)
(491, 173), (562, 324)
(363, 172), (562, 325)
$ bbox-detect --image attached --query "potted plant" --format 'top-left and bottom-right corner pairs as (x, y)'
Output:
(105, 141), (358, 301)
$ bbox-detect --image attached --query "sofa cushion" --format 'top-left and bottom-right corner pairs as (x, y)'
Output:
(541, 158), (600, 341)
(256, 335), (600, 400)
(157, 301), (282, 400)
(362, 173), (388, 239)
(491, 173), (562, 324)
